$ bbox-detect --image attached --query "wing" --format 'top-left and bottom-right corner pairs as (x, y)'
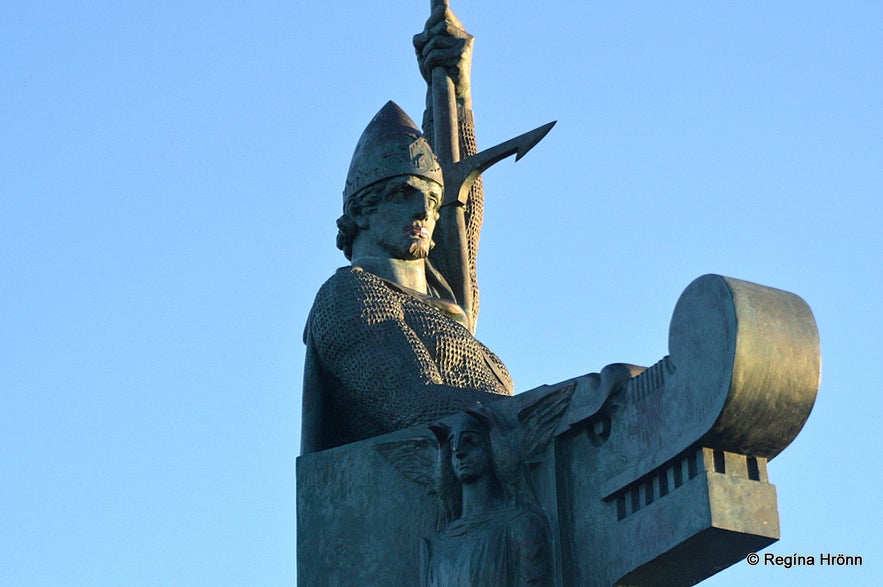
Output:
(374, 437), (438, 491)
(517, 383), (576, 463)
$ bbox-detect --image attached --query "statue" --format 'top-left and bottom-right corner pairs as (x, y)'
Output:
(296, 1), (820, 585)
(376, 386), (574, 587)
(301, 3), (554, 454)
(425, 410), (552, 587)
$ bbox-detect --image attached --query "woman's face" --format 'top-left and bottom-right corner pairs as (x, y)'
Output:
(449, 417), (492, 484)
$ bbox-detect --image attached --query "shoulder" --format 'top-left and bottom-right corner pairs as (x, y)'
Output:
(309, 267), (404, 332)
(502, 506), (551, 549)
(315, 266), (364, 294)
(313, 267), (381, 307)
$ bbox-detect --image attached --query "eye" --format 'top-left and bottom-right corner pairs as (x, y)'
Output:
(461, 433), (481, 448)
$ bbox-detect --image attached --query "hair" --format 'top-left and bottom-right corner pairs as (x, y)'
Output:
(336, 182), (384, 260)
(430, 409), (505, 529)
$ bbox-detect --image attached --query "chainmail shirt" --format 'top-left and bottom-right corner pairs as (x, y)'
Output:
(302, 266), (513, 452)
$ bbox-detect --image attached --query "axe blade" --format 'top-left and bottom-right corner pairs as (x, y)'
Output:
(443, 121), (556, 206)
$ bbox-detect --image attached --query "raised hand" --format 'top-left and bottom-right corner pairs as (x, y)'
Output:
(413, 2), (474, 105)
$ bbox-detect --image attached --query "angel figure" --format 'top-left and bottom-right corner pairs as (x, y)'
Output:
(376, 385), (573, 587)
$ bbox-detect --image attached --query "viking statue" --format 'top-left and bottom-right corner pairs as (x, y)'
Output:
(297, 3), (822, 585)
(300, 6), (517, 454)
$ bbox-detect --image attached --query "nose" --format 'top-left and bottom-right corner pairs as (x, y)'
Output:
(451, 437), (464, 457)
(412, 195), (433, 220)
(411, 192), (433, 220)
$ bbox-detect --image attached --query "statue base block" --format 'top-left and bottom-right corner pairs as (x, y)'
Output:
(298, 397), (782, 587)
(609, 470), (779, 586)
(297, 274), (820, 586)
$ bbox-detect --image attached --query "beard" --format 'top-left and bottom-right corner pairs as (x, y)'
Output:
(406, 238), (432, 259)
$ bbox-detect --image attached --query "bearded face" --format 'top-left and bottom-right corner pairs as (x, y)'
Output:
(357, 176), (442, 261)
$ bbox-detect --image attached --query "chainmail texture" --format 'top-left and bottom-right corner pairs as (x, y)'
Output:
(424, 106), (483, 329)
(304, 267), (513, 450)
(459, 107), (483, 329)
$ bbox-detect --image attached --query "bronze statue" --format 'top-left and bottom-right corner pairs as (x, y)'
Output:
(296, 2), (821, 585)
(426, 410), (552, 587)
(375, 386), (573, 586)
(300, 4), (525, 454)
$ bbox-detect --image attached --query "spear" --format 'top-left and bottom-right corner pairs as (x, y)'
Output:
(426, 0), (555, 330)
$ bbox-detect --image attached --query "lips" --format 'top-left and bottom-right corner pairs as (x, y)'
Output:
(455, 458), (476, 471)
(404, 225), (430, 239)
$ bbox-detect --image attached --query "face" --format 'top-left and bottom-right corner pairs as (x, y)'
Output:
(360, 176), (442, 261)
(449, 417), (492, 485)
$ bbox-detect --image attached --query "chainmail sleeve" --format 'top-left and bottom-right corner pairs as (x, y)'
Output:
(304, 268), (512, 450)
(458, 106), (483, 330)
(424, 105), (484, 330)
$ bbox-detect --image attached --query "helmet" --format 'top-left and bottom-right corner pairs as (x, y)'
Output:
(343, 101), (443, 202)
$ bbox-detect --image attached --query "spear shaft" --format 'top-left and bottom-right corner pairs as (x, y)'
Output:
(429, 0), (461, 168)
(424, 0), (555, 331)
(427, 0), (473, 326)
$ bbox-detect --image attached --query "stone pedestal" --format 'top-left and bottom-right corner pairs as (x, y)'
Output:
(297, 275), (819, 586)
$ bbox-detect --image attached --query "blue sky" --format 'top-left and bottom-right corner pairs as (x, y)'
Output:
(3, 1), (881, 585)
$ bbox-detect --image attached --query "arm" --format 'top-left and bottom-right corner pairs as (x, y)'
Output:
(414, 4), (484, 331)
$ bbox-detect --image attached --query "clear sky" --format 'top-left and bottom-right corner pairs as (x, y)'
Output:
(3, 1), (880, 585)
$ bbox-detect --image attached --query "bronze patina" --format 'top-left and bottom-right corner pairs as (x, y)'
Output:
(296, 2), (820, 585)
(301, 2), (554, 454)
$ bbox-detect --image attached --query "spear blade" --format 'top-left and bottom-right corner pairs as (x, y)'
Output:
(442, 121), (557, 207)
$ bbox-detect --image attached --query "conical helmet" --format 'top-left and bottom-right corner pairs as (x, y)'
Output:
(343, 101), (443, 202)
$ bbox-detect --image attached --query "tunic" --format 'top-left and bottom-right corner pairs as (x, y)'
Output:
(301, 266), (513, 453)
(423, 506), (552, 587)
